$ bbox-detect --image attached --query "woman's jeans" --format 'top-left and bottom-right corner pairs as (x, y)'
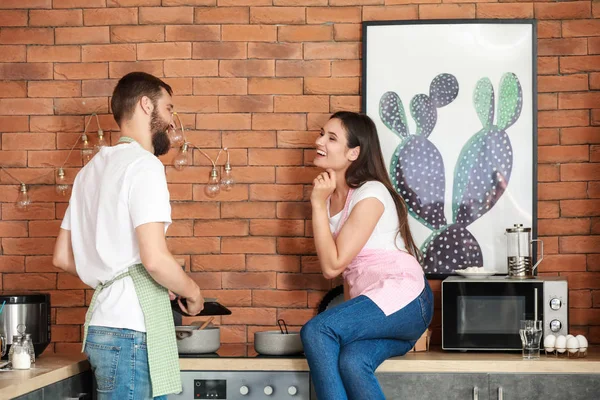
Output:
(301, 279), (434, 400)
(84, 326), (167, 400)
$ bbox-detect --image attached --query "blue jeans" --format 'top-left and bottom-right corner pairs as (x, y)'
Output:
(84, 326), (167, 400)
(301, 279), (434, 400)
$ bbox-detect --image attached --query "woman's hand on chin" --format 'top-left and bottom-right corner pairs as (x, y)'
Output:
(311, 169), (336, 206)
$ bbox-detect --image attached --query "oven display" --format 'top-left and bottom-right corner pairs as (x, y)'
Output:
(194, 379), (226, 399)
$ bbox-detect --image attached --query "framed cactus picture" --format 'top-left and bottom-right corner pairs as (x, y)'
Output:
(362, 20), (537, 279)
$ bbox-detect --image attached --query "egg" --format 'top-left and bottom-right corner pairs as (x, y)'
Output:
(566, 337), (579, 354)
(576, 335), (588, 351)
(566, 334), (574, 341)
(543, 335), (556, 352)
(555, 335), (567, 353)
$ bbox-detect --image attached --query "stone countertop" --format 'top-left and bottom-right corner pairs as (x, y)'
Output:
(1, 348), (598, 399)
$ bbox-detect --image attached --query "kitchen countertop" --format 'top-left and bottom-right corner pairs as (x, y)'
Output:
(0, 354), (90, 400)
(180, 347), (600, 374)
(1, 349), (598, 399)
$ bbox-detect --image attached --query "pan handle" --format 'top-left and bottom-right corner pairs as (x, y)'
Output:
(277, 319), (289, 334)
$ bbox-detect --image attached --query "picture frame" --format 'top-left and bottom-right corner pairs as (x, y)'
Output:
(362, 20), (538, 279)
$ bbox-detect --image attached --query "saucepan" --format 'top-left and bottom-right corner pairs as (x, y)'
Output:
(254, 319), (303, 356)
(175, 318), (221, 354)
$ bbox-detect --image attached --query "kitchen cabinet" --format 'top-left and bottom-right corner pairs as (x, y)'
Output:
(373, 373), (600, 400)
(489, 373), (600, 400)
(12, 371), (94, 400)
(378, 373), (490, 400)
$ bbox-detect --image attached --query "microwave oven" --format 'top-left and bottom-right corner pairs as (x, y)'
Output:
(442, 276), (568, 351)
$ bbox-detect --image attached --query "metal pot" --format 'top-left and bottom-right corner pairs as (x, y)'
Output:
(175, 326), (220, 354)
(254, 328), (303, 356)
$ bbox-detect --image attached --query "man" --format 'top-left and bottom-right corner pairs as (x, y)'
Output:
(53, 72), (203, 399)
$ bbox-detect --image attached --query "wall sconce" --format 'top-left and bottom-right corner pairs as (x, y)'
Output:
(170, 112), (235, 198)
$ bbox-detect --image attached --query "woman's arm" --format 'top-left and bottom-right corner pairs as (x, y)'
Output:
(312, 197), (383, 279)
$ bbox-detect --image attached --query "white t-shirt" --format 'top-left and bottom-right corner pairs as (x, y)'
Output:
(61, 142), (172, 332)
(329, 181), (406, 251)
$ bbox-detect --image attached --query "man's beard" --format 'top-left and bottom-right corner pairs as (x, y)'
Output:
(150, 108), (171, 157)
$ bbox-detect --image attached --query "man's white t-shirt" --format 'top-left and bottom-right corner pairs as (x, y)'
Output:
(329, 180), (406, 251)
(61, 141), (172, 332)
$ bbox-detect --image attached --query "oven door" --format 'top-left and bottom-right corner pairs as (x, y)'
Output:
(442, 281), (543, 350)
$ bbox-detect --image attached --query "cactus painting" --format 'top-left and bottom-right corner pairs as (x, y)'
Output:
(379, 72), (523, 274)
(364, 20), (536, 276)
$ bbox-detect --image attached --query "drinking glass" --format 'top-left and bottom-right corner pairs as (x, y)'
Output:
(520, 320), (543, 360)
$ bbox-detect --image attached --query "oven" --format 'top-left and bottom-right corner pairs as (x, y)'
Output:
(169, 371), (311, 400)
(442, 276), (568, 351)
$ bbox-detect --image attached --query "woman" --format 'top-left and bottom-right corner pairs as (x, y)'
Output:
(300, 111), (434, 400)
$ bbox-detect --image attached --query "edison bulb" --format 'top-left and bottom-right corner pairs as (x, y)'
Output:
(16, 184), (31, 210)
(220, 164), (234, 191)
(173, 143), (191, 171)
(169, 127), (185, 148)
(55, 168), (69, 196)
(204, 168), (220, 198)
(81, 134), (94, 164)
(94, 129), (109, 154)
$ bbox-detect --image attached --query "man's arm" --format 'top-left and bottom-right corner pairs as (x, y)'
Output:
(53, 228), (77, 275)
(136, 222), (201, 301)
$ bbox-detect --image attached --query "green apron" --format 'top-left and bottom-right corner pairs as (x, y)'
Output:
(82, 136), (181, 397)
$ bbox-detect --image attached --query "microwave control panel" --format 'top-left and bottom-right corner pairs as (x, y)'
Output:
(543, 280), (568, 337)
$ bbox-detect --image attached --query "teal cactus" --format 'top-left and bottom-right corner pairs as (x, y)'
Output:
(453, 72), (522, 225)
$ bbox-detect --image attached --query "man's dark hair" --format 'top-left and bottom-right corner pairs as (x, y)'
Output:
(111, 72), (173, 127)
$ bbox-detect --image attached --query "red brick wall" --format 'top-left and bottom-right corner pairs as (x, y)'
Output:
(0, 1), (598, 354)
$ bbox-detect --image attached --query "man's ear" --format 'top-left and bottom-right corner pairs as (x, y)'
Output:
(140, 96), (154, 116)
(349, 146), (360, 161)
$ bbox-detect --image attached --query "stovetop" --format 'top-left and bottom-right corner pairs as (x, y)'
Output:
(179, 343), (305, 359)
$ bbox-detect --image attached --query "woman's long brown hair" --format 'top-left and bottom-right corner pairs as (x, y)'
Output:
(331, 111), (422, 263)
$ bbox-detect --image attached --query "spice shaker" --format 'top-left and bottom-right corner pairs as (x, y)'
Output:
(23, 334), (35, 363)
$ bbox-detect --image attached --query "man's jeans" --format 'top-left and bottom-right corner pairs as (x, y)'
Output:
(85, 326), (167, 400)
(301, 278), (434, 400)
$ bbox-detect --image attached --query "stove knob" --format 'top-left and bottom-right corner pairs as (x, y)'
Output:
(550, 319), (562, 332)
(264, 386), (274, 396)
(288, 386), (298, 396)
(239, 385), (249, 395)
(550, 298), (562, 310)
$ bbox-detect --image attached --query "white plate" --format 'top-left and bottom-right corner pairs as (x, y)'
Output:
(455, 270), (496, 279)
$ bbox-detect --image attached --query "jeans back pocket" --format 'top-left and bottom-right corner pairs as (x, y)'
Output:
(85, 342), (121, 392)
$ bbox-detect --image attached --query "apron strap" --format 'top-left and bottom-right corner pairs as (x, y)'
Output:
(334, 188), (355, 237)
(81, 268), (132, 350)
(117, 136), (136, 144)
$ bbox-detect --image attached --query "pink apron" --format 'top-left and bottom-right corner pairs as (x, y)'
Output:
(333, 188), (425, 316)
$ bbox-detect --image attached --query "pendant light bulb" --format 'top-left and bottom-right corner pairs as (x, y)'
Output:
(173, 143), (191, 171)
(204, 168), (221, 198)
(94, 129), (109, 154)
(220, 163), (234, 191)
(81, 134), (94, 165)
(168, 113), (185, 147)
(16, 183), (31, 210)
(55, 168), (69, 196)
